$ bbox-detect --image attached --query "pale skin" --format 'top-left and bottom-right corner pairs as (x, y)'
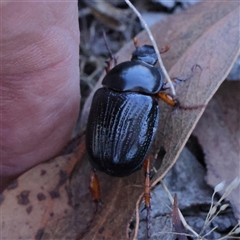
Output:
(0, 2), (80, 192)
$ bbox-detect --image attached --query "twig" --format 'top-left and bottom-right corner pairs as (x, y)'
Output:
(124, 0), (176, 96)
(160, 180), (200, 238)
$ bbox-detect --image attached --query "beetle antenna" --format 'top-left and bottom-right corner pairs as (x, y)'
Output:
(102, 29), (114, 60)
(102, 29), (117, 71)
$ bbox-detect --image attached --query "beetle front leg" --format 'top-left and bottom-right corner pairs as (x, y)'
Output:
(161, 64), (202, 90)
(133, 37), (170, 55)
(156, 92), (176, 107)
(156, 91), (205, 110)
(89, 169), (102, 212)
(159, 45), (170, 54)
(143, 156), (151, 239)
(157, 64), (205, 110)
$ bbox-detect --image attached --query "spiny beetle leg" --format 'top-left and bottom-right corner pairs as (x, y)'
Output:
(76, 169), (102, 240)
(159, 45), (170, 54)
(143, 156), (151, 239)
(157, 64), (205, 110)
(175, 101), (206, 111)
(171, 64), (202, 85)
(162, 64), (202, 90)
(89, 169), (102, 212)
(156, 92), (205, 111)
(156, 91), (205, 111)
(76, 170), (101, 240)
(156, 92), (176, 107)
(134, 37), (169, 55)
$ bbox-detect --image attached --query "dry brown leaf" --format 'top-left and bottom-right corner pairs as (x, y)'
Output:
(193, 81), (240, 220)
(1, 2), (239, 240)
(1, 142), (85, 239)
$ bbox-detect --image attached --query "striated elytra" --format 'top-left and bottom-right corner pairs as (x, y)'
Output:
(86, 45), (163, 177)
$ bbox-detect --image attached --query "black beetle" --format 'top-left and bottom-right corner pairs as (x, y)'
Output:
(84, 43), (201, 239)
(86, 45), (163, 177)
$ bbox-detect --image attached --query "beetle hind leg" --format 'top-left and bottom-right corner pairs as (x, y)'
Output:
(89, 169), (102, 212)
(143, 156), (152, 239)
(76, 169), (102, 239)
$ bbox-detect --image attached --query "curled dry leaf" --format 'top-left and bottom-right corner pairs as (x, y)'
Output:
(1, 1), (239, 240)
(1, 141), (86, 240)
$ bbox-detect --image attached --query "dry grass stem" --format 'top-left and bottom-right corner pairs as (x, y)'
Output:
(160, 179), (240, 240)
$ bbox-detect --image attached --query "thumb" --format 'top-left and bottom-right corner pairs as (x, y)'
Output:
(0, 2), (80, 191)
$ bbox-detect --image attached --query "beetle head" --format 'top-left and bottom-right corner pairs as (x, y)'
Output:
(131, 45), (158, 66)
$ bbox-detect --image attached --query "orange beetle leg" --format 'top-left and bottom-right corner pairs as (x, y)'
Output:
(156, 92), (176, 107)
(143, 156), (151, 239)
(159, 45), (170, 54)
(89, 170), (102, 211)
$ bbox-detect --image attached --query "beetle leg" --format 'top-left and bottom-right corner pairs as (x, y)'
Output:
(75, 169), (101, 240)
(89, 169), (102, 212)
(162, 64), (202, 90)
(156, 92), (176, 107)
(133, 37), (139, 49)
(133, 37), (169, 55)
(156, 92), (205, 111)
(159, 45), (170, 54)
(143, 156), (151, 239)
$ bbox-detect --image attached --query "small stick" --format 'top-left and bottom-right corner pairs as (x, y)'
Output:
(125, 0), (176, 96)
(161, 180), (200, 238)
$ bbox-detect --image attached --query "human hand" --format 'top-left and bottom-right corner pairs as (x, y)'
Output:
(0, 2), (80, 192)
